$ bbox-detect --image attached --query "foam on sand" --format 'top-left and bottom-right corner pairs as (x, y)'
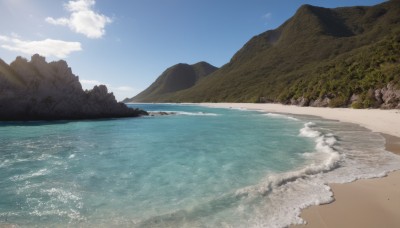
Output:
(200, 103), (400, 227)
(201, 103), (400, 137)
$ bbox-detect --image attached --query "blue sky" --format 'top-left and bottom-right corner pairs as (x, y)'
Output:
(0, 0), (386, 100)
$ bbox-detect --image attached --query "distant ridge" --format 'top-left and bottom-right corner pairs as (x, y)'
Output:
(129, 0), (400, 108)
(124, 61), (217, 102)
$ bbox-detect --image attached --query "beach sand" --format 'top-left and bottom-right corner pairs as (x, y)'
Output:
(292, 134), (400, 228)
(201, 103), (400, 137)
(200, 103), (400, 228)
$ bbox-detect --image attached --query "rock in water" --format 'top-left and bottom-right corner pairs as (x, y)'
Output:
(0, 54), (147, 121)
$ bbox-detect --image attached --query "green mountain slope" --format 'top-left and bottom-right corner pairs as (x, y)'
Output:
(124, 62), (218, 102)
(135, 0), (400, 108)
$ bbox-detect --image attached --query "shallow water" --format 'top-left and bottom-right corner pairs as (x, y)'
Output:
(0, 104), (399, 227)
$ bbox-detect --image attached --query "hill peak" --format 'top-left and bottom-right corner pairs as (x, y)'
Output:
(124, 61), (218, 102)
(193, 61), (213, 66)
(288, 3), (355, 38)
(147, 1), (400, 108)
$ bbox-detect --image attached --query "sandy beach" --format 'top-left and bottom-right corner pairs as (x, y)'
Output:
(200, 103), (400, 228)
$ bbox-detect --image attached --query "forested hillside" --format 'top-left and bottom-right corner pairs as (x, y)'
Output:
(130, 0), (400, 108)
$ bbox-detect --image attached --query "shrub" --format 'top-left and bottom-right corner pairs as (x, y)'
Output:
(351, 101), (363, 109)
(329, 96), (348, 107)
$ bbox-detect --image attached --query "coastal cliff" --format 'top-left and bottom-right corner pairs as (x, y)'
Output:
(0, 54), (147, 121)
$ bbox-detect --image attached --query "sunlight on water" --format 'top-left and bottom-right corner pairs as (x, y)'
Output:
(0, 104), (399, 227)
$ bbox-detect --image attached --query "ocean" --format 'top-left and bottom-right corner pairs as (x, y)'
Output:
(1, 104), (399, 227)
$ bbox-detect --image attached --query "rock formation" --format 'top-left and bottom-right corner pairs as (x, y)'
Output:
(288, 84), (400, 109)
(0, 54), (147, 121)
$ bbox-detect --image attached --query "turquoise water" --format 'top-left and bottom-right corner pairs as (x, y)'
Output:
(1, 104), (400, 227)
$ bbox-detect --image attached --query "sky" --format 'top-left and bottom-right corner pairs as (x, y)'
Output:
(0, 0), (386, 101)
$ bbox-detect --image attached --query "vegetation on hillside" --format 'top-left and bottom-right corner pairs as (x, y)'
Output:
(278, 31), (400, 108)
(125, 62), (217, 102)
(130, 0), (400, 108)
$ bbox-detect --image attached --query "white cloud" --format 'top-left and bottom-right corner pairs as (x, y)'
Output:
(80, 79), (107, 86)
(0, 35), (82, 58)
(263, 12), (272, 19)
(80, 79), (137, 101)
(46, 17), (69, 26)
(80, 79), (134, 92)
(46, 0), (112, 39)
(116, 86), (135, 92)
(262, 13), (272, 25)
(0, 35), (9, 42)
(10, 32), (21, 38)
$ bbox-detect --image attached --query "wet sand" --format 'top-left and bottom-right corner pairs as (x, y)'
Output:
(292, 134), (400, 228)
(199, 103), (400, 228)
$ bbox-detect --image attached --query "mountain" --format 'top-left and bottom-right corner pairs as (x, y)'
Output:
(132, 0), (400, 108)
(0, 54), (147, 121)
(124, 61), (218, 102)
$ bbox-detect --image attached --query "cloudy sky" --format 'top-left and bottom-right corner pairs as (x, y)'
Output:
(0, 0), (385, 100)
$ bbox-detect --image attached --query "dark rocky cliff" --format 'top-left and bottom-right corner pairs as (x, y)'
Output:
(0, 54), (147, 121)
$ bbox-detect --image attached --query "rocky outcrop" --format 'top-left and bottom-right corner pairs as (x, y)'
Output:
(309, 97), (331, 107)
(0, 54), (147, 121)
(287, 83), (400, 109)
(373, 84), (400, 109)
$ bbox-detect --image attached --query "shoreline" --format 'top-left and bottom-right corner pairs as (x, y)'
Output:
(199, 103), (400, 228)
(292, 133), (400, 228)
(199, 103), (400, 137)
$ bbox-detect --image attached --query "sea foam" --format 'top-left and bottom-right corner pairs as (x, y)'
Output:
(230, 118), (400, 227)
(235, 121), (341, 197)
(2, 104), (400, 228)
(263, 113), (299, 121)
(10, 168), (49, 182)
(148, 111), (220, 116)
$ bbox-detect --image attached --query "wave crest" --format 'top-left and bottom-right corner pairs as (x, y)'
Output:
(149, 111), (220, 116)
(235, 122), (341, 198)
(263, 113), (299, 121)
